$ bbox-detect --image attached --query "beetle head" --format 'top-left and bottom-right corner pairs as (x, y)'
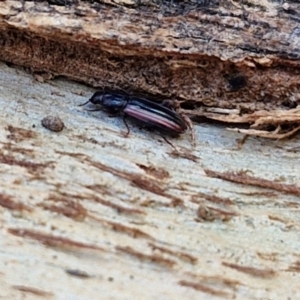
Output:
(78, 91), (104, 107)
(89, 91), (104, 105)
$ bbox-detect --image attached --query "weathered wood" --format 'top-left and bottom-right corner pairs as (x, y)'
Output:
(1, 0), (300, 137)
(0, 60), (300, 299)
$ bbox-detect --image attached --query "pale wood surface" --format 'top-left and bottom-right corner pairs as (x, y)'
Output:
(0, 62), (300, 299)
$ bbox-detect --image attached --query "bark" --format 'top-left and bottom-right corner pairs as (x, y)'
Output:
(1, 0), (300, 137)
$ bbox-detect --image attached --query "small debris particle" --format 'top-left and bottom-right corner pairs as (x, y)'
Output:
(66, 269), (91, 278)
(41, 116), (64, 132)
(33, 72), (53, 83)
(196, 205), (237, 222)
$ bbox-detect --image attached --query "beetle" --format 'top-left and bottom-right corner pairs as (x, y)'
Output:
(80, 90), (192, 140)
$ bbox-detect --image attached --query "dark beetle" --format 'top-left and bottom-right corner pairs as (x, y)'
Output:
(80, 90), (189, 137)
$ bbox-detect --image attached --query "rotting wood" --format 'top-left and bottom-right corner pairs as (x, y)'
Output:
(1, 0), (300, 137)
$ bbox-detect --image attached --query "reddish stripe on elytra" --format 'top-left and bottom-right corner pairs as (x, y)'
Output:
(124, 105), (183, 132)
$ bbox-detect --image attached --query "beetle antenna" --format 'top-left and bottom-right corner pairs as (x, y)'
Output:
(78, 98), (92, 107)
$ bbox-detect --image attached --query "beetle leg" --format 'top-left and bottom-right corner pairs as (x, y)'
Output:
(173, 105), (195, 146)
(160, 134), (179, 153)
(108, 112), (120, 117)
(122, 115), (131, 137)
(181, 113), (195, 147)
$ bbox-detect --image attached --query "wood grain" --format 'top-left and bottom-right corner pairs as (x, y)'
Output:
(0, 62), (300, 299)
